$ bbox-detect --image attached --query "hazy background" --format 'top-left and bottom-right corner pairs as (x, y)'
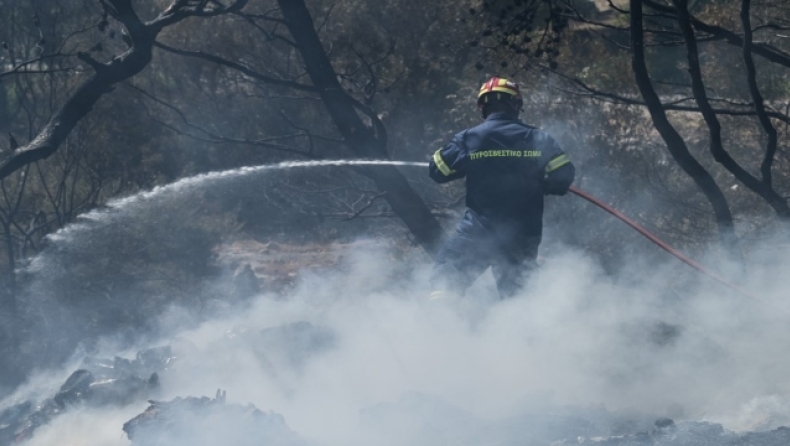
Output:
(2, 0), (790, 444)
(5, 179), (790, 445)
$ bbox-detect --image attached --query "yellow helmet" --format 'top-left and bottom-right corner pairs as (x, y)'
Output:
(476, 77), (523, 109)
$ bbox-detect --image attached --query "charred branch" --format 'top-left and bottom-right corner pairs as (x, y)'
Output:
(152, 42), (316, 93)
(741, 0), (782, 191)
(630, 0), (739, 251)
(343, 192), (388, 220)
(277, 0), (442, 254)
(126, 83), (315, 158)
(551, 70), (790, 126)
(7, 135), (18, 151)
(673, 0), (790, 218)
(232, 11), (297, 47)
(641, 0), (790, 69)
(151, 0), (249, 30)
(0, 0), (249, 182)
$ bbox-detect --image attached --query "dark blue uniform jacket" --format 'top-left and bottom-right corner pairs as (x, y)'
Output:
(429, 112), (575, 239)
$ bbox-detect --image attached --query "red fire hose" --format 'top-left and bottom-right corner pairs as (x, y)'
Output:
(568, 185), (762, 303)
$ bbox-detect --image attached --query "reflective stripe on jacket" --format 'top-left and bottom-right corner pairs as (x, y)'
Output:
(428, 111), (575, 237)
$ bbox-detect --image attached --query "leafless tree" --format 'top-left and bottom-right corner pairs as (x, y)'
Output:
(474, 0), (790, 253)
(0, 0), (249, 180)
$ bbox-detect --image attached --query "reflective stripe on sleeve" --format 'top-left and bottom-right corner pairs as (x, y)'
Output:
(433, 150), (456, 176)
(545, 154), (570, 173)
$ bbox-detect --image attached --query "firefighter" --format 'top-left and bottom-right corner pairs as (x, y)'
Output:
(428, 77), (575, 299)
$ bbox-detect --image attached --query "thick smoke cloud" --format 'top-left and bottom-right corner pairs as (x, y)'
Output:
(9, 238), (790, 446)
(3, 163), (790, 446)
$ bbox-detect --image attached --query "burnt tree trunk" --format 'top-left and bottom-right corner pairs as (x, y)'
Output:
(671, 0), (790, 221)
(740, 0), (784, 199)
(277, 0), (443, 254)
(630, 0), (741, 255)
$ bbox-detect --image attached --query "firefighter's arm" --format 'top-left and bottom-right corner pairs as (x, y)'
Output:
(541, 137), (575, 195)
(544, 159), (575, 195)
(428, 133), (468, 183)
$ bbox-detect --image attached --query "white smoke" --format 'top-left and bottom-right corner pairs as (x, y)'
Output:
(5, 162), (790, 446)
(14, 239), (790, 446)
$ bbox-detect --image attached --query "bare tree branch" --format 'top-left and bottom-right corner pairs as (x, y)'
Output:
(673, 0), (790, 217)
(642, 0), (790, 69)
(152, 41), (317, 93)
(126, 82), (317, 158)
(630, 0), (739, 251)
(277, 0), (442, 253)
(343, 192), (387, 220)
(549, 69), (790, 126)
(740, 0), (781, 190)
(0, 0), (250, 182)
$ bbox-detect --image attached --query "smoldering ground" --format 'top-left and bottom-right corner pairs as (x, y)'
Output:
(3, 163), (790, 446)
(9, 238), (790, 446)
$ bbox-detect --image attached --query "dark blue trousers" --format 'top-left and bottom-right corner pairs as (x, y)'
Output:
(431, 211), (540, 299)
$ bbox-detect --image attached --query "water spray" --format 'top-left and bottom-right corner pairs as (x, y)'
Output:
(15, 158), (790, 445)
(45, 158), (758, 302)
(159, 158), (758, 301)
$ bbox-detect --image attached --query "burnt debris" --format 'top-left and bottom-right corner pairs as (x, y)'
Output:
(0, 345), (173, 445)
(123, 391), (308, 446)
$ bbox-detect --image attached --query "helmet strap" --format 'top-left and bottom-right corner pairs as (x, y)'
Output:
(479, 96), (522, 119)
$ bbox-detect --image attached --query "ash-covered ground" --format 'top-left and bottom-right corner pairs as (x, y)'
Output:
(2, 239), (790, 446)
